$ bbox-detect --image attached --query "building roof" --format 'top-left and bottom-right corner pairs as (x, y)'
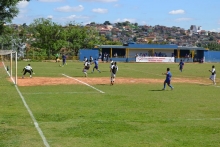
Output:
(97, 44), (206, 50)
(178, 46), (207, 50)
(97, 45), (126, 49)
(128, 44), (178, 49)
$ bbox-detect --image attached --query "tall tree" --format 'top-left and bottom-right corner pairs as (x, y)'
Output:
(0, 25), (14, 49)
(103, 21), (111, 25)
(29, 18), (65, 58)
(0, 0), (30, 34)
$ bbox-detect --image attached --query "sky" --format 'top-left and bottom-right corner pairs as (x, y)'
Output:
(13, 0), (220, 32)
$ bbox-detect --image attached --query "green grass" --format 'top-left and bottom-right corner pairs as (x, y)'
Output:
(1, 61), (220, 147)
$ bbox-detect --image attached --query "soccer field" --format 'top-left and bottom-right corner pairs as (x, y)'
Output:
(0, 61), (220, 147)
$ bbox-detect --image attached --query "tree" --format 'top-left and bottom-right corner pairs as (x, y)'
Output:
(209, 36), (214, 41)
(103, 21), (111, 25)
(64, 22), (89, 55)
(196, 43), (202, 47)
(134, 23), (138, 27)
(0, 0), (30, 34)
(0, 25), (14, 49)
(133, 36), (137, 42)
(29, 18), (65, 58)
(122, 21), (130, 26)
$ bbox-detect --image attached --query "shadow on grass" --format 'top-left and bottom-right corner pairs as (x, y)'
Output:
(96, 84), (108, 86)
(71, 76), (86, 77)
(97, 71), (108, 73)
(149, 89), (165, 91)
(199, 84), (213, 86)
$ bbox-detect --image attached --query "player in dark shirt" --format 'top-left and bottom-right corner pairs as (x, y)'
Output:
(178, 59), (184, 72)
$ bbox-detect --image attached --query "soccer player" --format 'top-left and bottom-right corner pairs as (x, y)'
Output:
(110, 62), (118, 85)
(92, 59), (101, 73)
(82, 59), (90, 77)
(209, 65), (216, 85)
(61, 54), (67, 66)
(109, 59), (113, 69)
(22, 64), (34, 78)
(55, 53), (59, 62)
(178, 59), (184, 72)
(162, 68), (174, 90)
(89, 56), (93, 63)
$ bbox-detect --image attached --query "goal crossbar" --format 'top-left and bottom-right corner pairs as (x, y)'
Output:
(0, 50), (16, 55)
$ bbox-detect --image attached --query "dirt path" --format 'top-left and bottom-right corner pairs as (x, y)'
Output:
(14, 77), (210, 86)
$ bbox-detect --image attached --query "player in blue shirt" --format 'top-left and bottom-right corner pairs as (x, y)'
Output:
(92, 59), (101, 73)
(162, 68), (174, 90)
(178, 59), (184, 72)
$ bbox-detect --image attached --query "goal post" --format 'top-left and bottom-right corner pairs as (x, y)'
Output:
(0, 50), (18, 85)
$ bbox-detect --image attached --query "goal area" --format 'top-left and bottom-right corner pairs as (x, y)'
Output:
(0, 50), (18, 85)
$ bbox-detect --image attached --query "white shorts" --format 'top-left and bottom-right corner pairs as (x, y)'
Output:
(210, 74), (216, 80)
(111, 73), (116, 78)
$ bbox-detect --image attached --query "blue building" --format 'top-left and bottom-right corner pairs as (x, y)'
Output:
(79, 44), (219, 62)
(97, 44), (208, 63)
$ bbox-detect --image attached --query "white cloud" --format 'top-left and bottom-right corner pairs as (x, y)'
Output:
(38, 0), (65, 2)
(141, 21), (147, 25)
(175, 17), (193, 22)
(13, 1), (30, 24)
(114, 4), (120, 7)
(55, 5), (84, 12)
(47, 15), (53, 19)
(210, 28), (220, 32)
(78, 0), (117, 2)
(65, 15), (90, 20)
(115, 18), (136, 23)
(17, 1), (29, 9)
(169, 9), (185, 15)
(92, 8), (108, 13)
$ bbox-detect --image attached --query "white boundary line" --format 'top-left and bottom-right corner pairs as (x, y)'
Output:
(62, 74), (105, 94)
(23, 92), (99, 95)
(2, 61), (15, 84)
(1, 61), (50, 147)
(186, 118), (220, 121)
(15, 85), (50, 147)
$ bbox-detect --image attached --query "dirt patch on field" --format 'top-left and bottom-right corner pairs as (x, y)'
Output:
(14, 77), (209, 87)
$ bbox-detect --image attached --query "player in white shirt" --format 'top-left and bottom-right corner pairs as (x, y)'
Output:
(109, 59), (113, 68)
(110, 62), (118, 85)
(83, 60), (90, 77)
(209, 65), (216, 85)
(22, 64), (34, 78)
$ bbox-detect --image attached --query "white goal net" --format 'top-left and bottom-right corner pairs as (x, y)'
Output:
(0, 50), (18, 85)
